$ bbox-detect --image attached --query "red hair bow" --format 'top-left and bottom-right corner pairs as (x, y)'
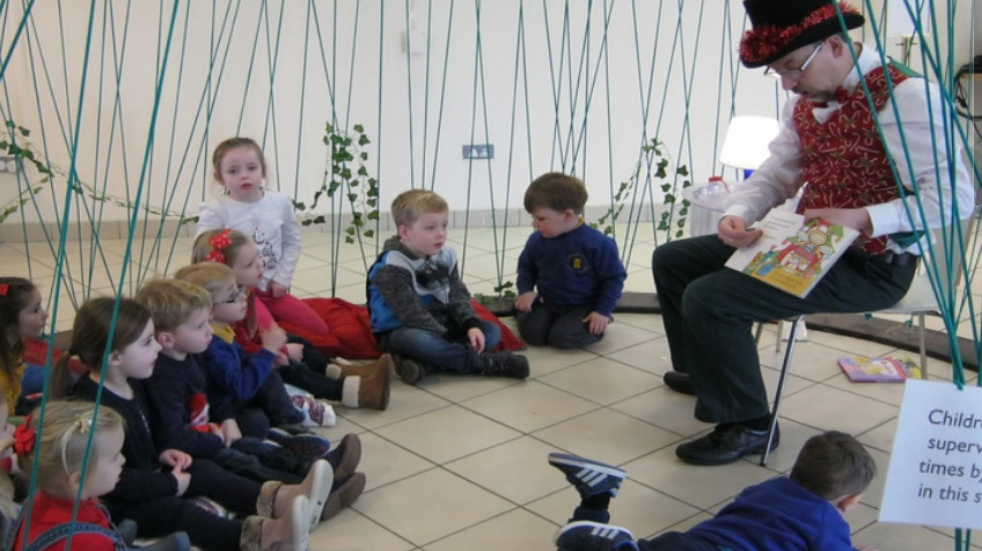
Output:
(205, 229), (233, 264)
(0, 284), (9, 296)
(13, 418), (35, 456)
(204, 250), (226, 264)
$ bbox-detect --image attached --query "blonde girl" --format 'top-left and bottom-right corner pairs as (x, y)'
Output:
(197, 137), (328, 334)
(0, 277), (48, 416)
(51, 298), (326, 551)
(11, 401), (130, 550)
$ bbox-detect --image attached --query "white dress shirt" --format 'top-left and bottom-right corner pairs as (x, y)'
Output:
(723, 43), (974, 253)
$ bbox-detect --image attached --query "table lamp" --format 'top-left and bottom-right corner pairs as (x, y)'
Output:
(719, 115), (780, 179)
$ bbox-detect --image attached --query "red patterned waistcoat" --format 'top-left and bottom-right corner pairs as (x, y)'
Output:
(794, 64), (908, 254)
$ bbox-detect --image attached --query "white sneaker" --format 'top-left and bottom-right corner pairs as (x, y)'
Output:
(292, 394), (337, 427)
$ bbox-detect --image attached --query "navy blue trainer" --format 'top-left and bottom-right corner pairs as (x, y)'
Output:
(548, 452), (626, 498)
(555, 521), (639, 551)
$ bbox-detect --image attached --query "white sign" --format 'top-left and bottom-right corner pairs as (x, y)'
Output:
(881, 379), (982, 528)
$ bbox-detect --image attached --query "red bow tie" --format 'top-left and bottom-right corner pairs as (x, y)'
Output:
(810, 87), (852, 108)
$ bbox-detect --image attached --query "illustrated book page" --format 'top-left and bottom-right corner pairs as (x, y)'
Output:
(724, 210), (860, 298)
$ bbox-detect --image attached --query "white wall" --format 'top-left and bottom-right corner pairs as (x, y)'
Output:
(0, 0), (972, 233)
(0, 1), (777, 231)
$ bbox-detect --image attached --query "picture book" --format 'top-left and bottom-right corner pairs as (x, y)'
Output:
(724, 210), (860, 298)
(837, 355), (924, 383)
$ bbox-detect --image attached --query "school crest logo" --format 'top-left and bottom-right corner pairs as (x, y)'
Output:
(567, 253), (588, 273)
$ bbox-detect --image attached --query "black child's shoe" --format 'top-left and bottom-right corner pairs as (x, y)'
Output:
(479, 351), (530, 379)
(393, 355), (428, 385)
(675, 422), (779, 466)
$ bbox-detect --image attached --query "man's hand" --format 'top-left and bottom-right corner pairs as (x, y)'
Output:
(803, 207), (873, 235)
(514, 292), (539, 313)
(582, 312), (610, 335)
(269, 281), (289, 298)
(467, 327), (486, 353)
(718, 216), (763, 248)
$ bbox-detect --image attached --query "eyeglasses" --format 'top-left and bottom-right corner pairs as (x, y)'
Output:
(763, 42), (823, 81)
(214, 285), (247, 305)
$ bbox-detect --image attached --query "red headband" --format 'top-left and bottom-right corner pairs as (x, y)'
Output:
(205, 229), (233, 264)
(0, 284), (8, 297)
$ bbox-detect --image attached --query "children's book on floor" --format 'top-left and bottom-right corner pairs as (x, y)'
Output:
(724, 210), (859, 298)
(837, 355), (923, 383)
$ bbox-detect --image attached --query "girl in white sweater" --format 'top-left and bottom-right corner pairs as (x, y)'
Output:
(198, 137), (328, 335)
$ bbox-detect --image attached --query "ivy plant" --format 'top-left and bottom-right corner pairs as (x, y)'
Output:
(594, 137), (691, 243)
(0, 119), (188, 225)
(0, 121), (50, 224)
(297, 123), (379, 245)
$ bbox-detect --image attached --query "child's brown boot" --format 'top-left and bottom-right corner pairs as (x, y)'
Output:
(240, 495), (310, 551)
(341, 354), (392, 410)
(257, 460), (333, 531)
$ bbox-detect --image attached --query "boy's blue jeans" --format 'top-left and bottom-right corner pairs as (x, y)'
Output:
(378, 320), (501, 373)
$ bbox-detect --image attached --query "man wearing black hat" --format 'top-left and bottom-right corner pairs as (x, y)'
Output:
(652, 0), (974, 466)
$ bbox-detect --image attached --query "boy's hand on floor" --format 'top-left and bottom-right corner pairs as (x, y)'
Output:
(467, 327), (486, 353)
(582, 312), (610, 335)
(514, 292), (538, 312)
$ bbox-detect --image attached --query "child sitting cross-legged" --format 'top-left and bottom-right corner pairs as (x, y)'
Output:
(135, 280), (364, 522)
(368, 189), (530, 384)
(192, 229), (392, 413)
(548, 431), (880, 551)
(10, 401), (195, 551)
(50, 297), (329, 551)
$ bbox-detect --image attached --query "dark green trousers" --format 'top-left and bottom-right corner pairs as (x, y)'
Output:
(651, 235), (916, 424)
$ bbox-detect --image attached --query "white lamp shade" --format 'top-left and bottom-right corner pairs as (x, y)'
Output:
(719, 115), (780, 170)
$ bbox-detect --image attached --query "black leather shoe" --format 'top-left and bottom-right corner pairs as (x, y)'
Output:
(663, 371), (695, 395)
(676, 423), (779, 466)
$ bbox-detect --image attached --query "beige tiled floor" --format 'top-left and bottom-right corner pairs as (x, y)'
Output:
(7, 225), (981, 550)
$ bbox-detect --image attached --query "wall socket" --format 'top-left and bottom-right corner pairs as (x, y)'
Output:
(462, 144), (494, 160)
(0, 156), (20, 173)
